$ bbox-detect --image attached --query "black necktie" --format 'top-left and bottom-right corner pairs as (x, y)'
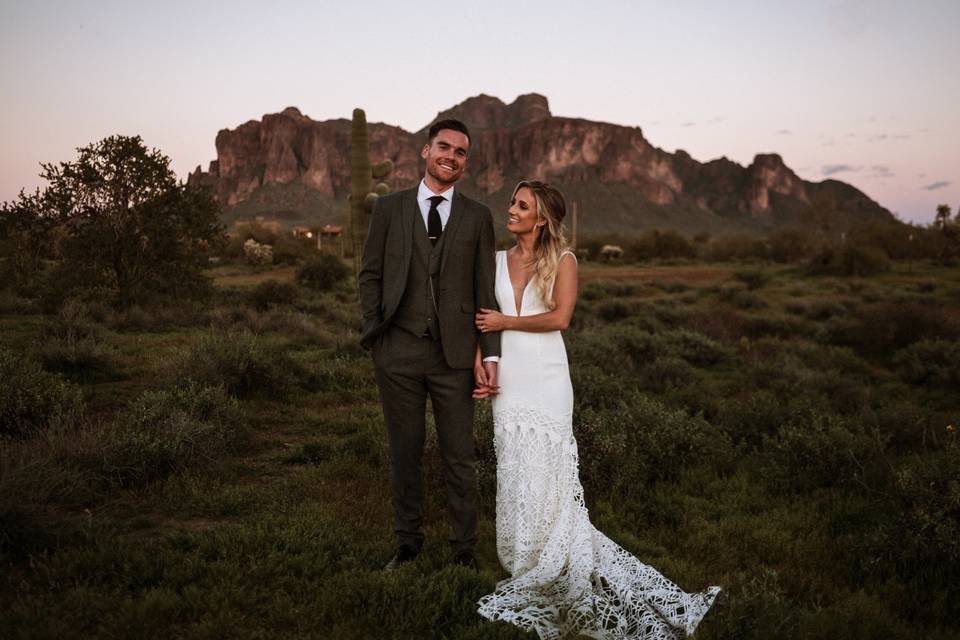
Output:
(427, 195), (444, 246)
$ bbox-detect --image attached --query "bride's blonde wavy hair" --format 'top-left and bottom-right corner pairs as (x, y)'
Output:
(512, 180), (570, 310)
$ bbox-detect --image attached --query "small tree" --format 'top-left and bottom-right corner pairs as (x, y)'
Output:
(933, 204), (959, 265)
(0, 190), (59, 294)
(3, 135), (225, 305)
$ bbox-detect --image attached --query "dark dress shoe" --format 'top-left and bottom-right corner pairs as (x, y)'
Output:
(383, 545), (418, 572)
(452, 550), (477, 570)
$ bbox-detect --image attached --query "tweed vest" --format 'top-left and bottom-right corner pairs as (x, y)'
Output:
(391, 213), (448, 340)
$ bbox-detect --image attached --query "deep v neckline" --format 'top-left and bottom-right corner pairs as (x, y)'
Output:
(504, 250), (533, 317)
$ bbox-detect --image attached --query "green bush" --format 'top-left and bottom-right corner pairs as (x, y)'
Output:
(626, 229), (696, 261)
(94, 383), (248, 487)
(893, 340), (960, 388)
(766, 229), (815, 263)
(893, 448), (960, 566)
(579, 280), (642, 301)
(595, 299), (636, 322)
(106, 302), (209, 332)
(296, 254), (350, 291)
(637, 356), (701, 392)
(823, 301), (958, 354)
(718, 281), (767, 309)
(806, 244), (891, 277)
(173, 331), (303, 399)
(578, 394), (734, 498)
(705, 233), (768, 262)
(271, 235), (313, 265)
(762, 413), (889, 493)
(733, 268), (772, 290)
(247, 280), (299, 311)
(0, 347), (84, 439)
(37, 299), (114, 374)
(568, 325), (731, 378)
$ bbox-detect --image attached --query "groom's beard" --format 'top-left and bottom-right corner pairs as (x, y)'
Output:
(425, 157), (465, 188)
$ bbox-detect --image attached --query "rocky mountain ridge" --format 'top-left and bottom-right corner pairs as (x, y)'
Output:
(189, 94), (893, 234)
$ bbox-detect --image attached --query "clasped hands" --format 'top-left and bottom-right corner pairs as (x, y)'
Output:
(473, 308), (506, 400)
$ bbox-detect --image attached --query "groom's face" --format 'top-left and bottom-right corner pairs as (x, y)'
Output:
(422, 129), (469, 188)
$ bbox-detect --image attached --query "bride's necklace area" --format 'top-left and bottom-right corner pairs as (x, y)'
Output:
(507, 248), (536, 314)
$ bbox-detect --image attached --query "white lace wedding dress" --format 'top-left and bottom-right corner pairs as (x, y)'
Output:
(477, 250), (720, 640)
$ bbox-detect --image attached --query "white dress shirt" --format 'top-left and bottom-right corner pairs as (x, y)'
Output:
(417, 180), (454, 230)
(417, 180), (499, 365)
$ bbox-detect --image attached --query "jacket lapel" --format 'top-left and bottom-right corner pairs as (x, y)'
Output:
(400, 188), (417, 269)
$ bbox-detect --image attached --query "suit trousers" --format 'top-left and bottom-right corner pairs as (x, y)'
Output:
(373, 324), (477, 555)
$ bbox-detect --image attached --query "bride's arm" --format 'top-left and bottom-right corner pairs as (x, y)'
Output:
(476, 254), (577, 333)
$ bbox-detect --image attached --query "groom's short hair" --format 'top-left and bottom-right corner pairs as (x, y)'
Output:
(428, 119), (471, 146)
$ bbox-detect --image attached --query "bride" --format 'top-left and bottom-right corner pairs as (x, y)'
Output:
(472, 181), (720, 639)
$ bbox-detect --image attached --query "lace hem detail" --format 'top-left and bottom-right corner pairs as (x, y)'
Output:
(493, 402), (573, 444)
(480, 405), (720, 639)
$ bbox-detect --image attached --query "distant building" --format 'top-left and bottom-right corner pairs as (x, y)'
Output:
(318, 224), (345, 255)
(293, 226), (313, 239)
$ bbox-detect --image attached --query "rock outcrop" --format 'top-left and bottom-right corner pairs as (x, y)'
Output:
(189, 94), (893, 233)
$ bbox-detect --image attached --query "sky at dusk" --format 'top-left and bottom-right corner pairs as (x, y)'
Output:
(2, 0), (958, 224)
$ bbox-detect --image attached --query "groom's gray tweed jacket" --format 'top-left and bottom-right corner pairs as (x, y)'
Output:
(358, 186), (501, 369)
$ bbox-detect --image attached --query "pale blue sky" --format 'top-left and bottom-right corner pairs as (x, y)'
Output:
(2, 0), (957, 223)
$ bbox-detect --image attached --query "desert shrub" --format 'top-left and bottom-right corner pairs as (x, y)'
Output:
(243, 239), (273, 265)
(752, 337), (871, 378)
(733, 268), (772, 290)
(892, 448), (960, 567)
(569, 325), (731, 377)
(704, 568), (800, 638)
(105, 302), (209, 332)
(595, 299), (635, 322)
(762, 413), (889, 493)
(0, 291), (39, 315)
(742, 312), (814, 340)
(784, 300), (808, 315)
(173, 331), (303, 399)
(577, 394), (733, 497)
(806, 244), (891, 277)
(626, 229), (696, 261)
(705, 233), (768, 262)
(718, 281), (766, 309)
(296, 254), (350, 291)
(287, 430), (383, 468)
(637, 356), (701, 392)
(271, 235), (313, 265)
(802, 299), (849, 321)
(0, 347), (84, 439)
(766, 228), (815, 263)
(715, 390), (819, 447)
(683, 307), (750, 343)
(893, 340), (960, 388)
(247, 280), (299, 311)
(579, 281), (643, 301)
(569, 364), (639, 412)
(37, 299), (114, 373)
(822, 301), (958, 354)
(92, 383), (247, 488)
(743, 340), (870, 416)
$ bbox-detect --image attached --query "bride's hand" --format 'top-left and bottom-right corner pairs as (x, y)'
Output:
(476, 308), (508, 333)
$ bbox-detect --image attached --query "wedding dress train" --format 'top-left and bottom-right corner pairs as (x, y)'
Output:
(478, 251), (719, 640)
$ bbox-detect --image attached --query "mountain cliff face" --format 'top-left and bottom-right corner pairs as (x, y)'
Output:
(189, 94), (893, 234)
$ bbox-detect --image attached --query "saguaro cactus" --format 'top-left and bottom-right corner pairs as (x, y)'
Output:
(349, 108), (394, 279)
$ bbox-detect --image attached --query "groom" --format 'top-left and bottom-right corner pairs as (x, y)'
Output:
(359, 119), (500, 570)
